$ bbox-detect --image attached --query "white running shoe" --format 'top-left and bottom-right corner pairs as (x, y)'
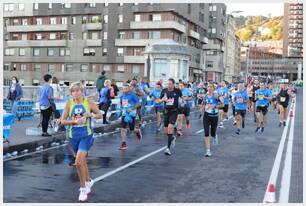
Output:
(164, 148), (171, 155)
(85, 179), (94, 195)
(205, 150), (212, 157)
(78, 187), (88, 202)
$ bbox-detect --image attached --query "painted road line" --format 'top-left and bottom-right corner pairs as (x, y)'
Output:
(93, 146), (167, 183)
(263, 100), (293, 203)
(279, 99), (296, 203)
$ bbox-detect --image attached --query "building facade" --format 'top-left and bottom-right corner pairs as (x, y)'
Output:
(4, 3), (225, 86)
(283, 3), (303, 57)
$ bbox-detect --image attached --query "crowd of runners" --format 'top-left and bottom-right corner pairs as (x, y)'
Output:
(50, 74), (297, 202)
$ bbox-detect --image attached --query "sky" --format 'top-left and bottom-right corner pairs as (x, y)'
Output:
(226, 3), (284, 17)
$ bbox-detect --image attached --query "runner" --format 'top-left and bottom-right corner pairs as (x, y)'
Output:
(217, 81), (230, 128)
(201, 83), (221, 157)
(197, 82), (207, 119)
(230, 84), (238, 125)
(60, 82), (102, 202)
(233, 83), (248, 135)
(150, 81), (164, 132)
(271, 82), (279, 110)
(160, 78), (182, 155)
(246, 84), (253, 112)
(130, 78), (145, 131)
(276, 83), (292, 127)
(119, 84), (142, 150)
(255, 82), (272, 133)
(251, 79), (260, 122)
(177, 82), (193, 136)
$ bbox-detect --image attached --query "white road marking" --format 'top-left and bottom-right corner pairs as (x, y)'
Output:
(93, 146), (167, 183)
(279, 100), (296, 203)
(263, 100), (294, 203)
(196, 129), (204, 134)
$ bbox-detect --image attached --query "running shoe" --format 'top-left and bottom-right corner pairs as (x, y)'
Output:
(283, 121), (286, 127)
(278, 122), (282, 127)
(218, 122), (224, 128)
(164, 148), (171, 155)
(242, 121), (245, 128)
(224, 116), (229, 121)
(119, 142), (127, 150)
(136, 129), (142, 141)
(233, 121), (237, 126)
(85, 179), (94, 195)
(261, 127), (265, 133)
(177, 129), (183, 136)
(79, 187), (88, 202)
(236, 129), (240, 135)
(205, 150), (212, 157)
(255, 127), (261, 133)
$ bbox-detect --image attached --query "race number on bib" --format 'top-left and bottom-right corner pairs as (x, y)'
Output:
(280, 97), (286, 102)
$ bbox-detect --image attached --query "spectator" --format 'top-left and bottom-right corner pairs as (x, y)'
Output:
(7, 76), (23, 121)
(39, 74), (54, 137)
(50, 77), (62, 119)
(99, 79), (112, 124)
(96, 71), (108, 93)
(111, 79), (119, 98)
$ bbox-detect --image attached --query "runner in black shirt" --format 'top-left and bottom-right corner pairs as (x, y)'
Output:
(251, 79), (260, 122)
(277, 83), (293, 127)
(160, 78), (182, 155)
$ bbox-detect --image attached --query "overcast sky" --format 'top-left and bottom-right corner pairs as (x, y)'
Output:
(226, 3), (284, 17)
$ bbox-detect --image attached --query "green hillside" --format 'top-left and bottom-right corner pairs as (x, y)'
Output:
(234, 16), (283, 42)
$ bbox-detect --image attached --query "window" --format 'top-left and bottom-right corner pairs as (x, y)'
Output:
(49, 33), (56, 40)
(118, 31), (125, 39)
(81, 64), (88, 72)
(33, 48), (40, 56)
(34, 64), (41, 71)
(153, 14), (161, 21)
(135, 14), (141, 22)
(103, 65), (111, 71)
(22, 19), (28, 25)
(4, 64), (10, 71)
(5, 48), (15, 56)
(117, 65), (125, 72)
(50, 17), (56, 25)
(48, 48), (55, 56)
(132, 65), (140, 74)
(66, 48), (70, 56)
(92, 32), (99, 40)
(48, 3), (52, 9)
(119, 3), (124, 6)
(18, 4), (25, 11)
(60, 48), (65, 56)
(66, 64), (73, 72)
(149, 31), (160, 39)
(89, 3), (96, 7)
(82, 16), (87, 24)
(69, 32), (74, 40)
(12, 33), (19, 40)
(21, 33), (27, 40)
(134, 3), (139, 5)
(91, 15), (101, 23)
(133, 32), (140, 39)
(83, 48), (95, 56)
(34, 3), (39, 10)
(35, 33), (42, 40)
(104, 3), (108, 7)
(21, 64), (27, 71)
(62, 3), (71, 8)
(103, 32), (107, 40)
(83, 32), (87, 40)
(103, 15), (108, 23)
(61, 17), (67, 24)
(103, 48), (107, 56)
(48, 64), (55, 72)
(118, 14), (123, 23)
(72, 16), (76, 24)
(19, 48), (26, 56)
(61, 64), (65, 72)
(36, 18), (42, 25)
(212, 28), (216, 34)
(206, 61), (213, 68)
(117, 48), (124, 56)
(4, 4), (14, 11)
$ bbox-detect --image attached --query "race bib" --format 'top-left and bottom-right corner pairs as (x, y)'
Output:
(166, 98), (174, 106)
(258, 94), (264, 100)
(122, 99), (129, 108)
(280, 97), (286, 102)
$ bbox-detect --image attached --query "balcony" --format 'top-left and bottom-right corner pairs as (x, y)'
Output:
(82, 23), (102, 30)
(115, 38), (164, 47)
(123, 55), (145, 64)
(6, 24), (68, 32)
(6, 40), (67, 47)
(86, 39), (102, 46)
(201, 36), (209, 44)
(189, 30), (200, 40)
(130, 21), (186, 33)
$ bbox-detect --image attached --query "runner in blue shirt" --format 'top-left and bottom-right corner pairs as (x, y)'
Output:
(255, 82), (272, 133)
(233, 83), (249, 135)
(119, 84), (142, 150)
(150, 81), (164, 132)
(217, 81), (230, 128)
(177, 82), (193, 136)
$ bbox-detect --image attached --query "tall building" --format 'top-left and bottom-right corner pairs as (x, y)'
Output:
(283, 3), (303, 57)
(203, 3), (227, 82)
(3, 3), (217, 86)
